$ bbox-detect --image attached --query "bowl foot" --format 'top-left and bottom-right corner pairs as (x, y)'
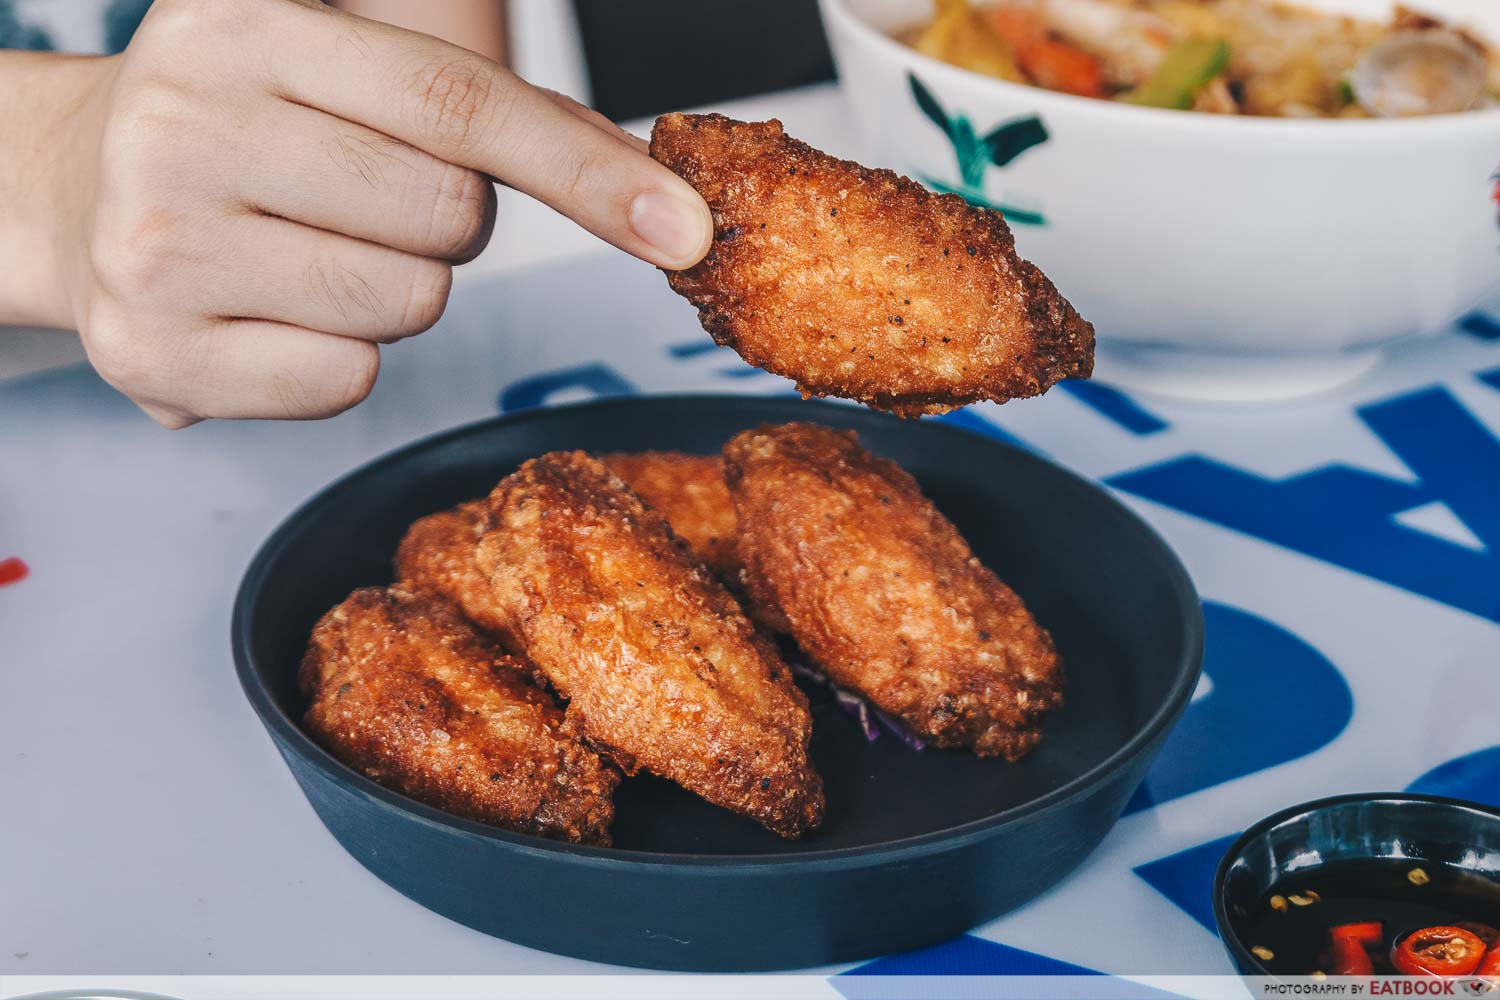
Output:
(1094, 341), (1383, 403)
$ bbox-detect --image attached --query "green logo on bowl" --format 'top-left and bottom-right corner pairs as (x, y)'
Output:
(908, 72), (1049, 226)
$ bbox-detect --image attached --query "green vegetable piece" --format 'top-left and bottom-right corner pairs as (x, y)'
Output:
(1123, 37), (1231, 110)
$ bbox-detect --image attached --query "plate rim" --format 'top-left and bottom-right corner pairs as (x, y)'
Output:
(232, 392), (1205, 871)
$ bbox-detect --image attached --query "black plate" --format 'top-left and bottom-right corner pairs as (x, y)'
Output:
(232, 394), (1203, 970)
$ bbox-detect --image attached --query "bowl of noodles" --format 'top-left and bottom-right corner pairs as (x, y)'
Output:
(819, 0), (1500, 400)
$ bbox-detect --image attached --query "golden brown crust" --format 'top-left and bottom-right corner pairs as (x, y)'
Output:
(600, 452), (741, 582)
(478, 451), (824, 838)
(723, 423), (1064, 760)
(650, 113), (1094, 417)
(394, 500), (520, 648)
(299, 586), (619, 844)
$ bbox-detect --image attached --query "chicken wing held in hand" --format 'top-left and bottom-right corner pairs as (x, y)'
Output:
(650, 113), (1094, 417)
(300, 585), (619, 844)
(724, 423), (1064, 761)
(478, 451), (824, 838)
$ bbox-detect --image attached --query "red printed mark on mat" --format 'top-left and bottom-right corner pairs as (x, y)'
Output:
(0, 557), (29, 587)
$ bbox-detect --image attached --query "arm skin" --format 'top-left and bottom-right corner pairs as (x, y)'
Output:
(0, 51), (105, 329)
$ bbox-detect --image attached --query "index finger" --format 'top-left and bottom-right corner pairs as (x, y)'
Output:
(266, 2), (711, 269)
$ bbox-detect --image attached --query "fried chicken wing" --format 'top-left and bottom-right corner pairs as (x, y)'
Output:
(723, 423), (1063, 760)
(600, 452), (741, 582)
(650, 113), (1094, 417)
(299, 585), (618, 844)
(478, 451), (824, 838)
(395, 500), (518, 646)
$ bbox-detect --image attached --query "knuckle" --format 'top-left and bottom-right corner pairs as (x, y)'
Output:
(97, 91), (202, 213)
(103, 82), (194, 158)
(147, 0), (256, 39)
(82, 312), (178, 406)
(423, 163), (492, 258)
(338, 342), (382, 410)
(129, 2), (253, 69)
(396, 259), (452, 337)
(81, 314), (148, 392)
(132, 0), (205, 44)
(407, 56), (498, 155)
(141, 402), (199, 430)
(91, 205), (182, 298)
(289, 340), (379, 417)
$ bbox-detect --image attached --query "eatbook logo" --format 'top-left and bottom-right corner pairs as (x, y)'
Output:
(907, 72), (1050, 226)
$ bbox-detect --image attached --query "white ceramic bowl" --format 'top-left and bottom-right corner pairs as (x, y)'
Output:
(819, 0), (1500, 399)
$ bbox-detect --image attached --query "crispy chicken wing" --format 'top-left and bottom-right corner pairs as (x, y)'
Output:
(478, 451), (824, 838)
(650, 113), (1094, 417)
(394, 500), (518, 646)
(723, 423), (1064, 760)
(299, 585), (619, 844)
(600, 452), (741, 582)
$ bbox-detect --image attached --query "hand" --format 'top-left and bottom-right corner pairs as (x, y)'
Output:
(30, 0), (712, 427)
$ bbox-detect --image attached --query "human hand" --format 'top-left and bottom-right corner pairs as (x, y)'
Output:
(30, 0), (711, 427)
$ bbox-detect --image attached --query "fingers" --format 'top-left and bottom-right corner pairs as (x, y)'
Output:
(203, 215), (454, 342)
(241, 101), (496, 262)
(267, 2), (711, 269)
(538, 88), (650, 155)
(86, 312), (381, 425)
(80, 208), (446, 424)
(98, 210), (455, 343)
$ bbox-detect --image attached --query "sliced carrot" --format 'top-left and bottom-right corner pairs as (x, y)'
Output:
(1019, 38), (1105, 96)
(986, 5), (1045, 48)
(985, 4), (1105, 97)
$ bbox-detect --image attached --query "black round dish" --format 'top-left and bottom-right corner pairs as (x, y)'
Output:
(1213, 793), (1500, 975)
(232, 394), (1204, 971)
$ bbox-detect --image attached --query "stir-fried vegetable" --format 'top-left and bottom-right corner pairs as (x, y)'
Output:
(984, 5), (1106, 97)
(900, 0), (1498, 117)
(913, 0), (1025, 83)
(1122, 36), (1231, 109)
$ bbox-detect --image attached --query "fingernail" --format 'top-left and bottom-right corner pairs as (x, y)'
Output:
(629, 190), (709, 267)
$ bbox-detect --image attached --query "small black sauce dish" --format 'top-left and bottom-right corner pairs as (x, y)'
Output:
(1214, 793), (1500, 976)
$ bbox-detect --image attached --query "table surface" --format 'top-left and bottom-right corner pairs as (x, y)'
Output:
(3, 81), (1500, 983)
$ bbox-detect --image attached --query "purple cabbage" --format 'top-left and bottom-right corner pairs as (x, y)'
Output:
(787, 660), (925, 750)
